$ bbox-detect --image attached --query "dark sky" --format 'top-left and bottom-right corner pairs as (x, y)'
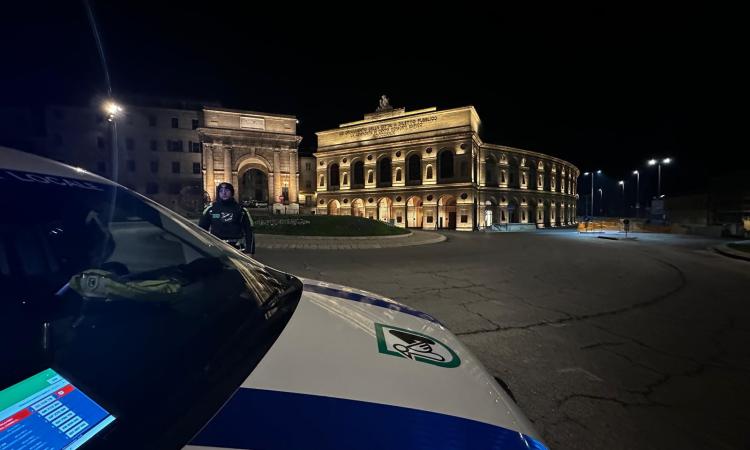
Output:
(1, 3), (743, 200)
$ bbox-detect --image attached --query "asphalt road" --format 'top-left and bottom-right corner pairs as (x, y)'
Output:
(256, 230), (750, 450)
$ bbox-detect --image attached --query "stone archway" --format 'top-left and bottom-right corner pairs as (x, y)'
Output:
(328, 199), (341, 216)
(438, 195), (457, 229)
(240, 169), (268, 203)
(351, 198), (365, 217)
(377, 197), (392, 222)
(406, 196), (423, 228)
(237, 155), (272, 205)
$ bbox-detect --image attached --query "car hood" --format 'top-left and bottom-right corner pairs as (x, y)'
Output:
(186, 278), (547, 450)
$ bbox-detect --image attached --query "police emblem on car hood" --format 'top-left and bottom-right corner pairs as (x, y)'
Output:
(375, 323), (460, 368)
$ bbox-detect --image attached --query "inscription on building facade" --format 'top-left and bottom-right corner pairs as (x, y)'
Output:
(339, 115), (438, 140)
(240, 116), (266, 130)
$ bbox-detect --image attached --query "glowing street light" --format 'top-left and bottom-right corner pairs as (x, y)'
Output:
(647, 157), (672, 197)
(582, 170), (602, 218)
(103, 101), (123, 122)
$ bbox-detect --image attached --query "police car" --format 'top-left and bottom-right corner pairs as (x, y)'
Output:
(0, 146), (548, 450)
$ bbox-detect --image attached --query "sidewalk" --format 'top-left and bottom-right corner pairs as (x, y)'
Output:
(714, 242), (750, 262)
(255, 230), (446, 250)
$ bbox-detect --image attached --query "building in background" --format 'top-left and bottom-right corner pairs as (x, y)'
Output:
(314, 100), (579, 230)
(198, 108), (302, 214)
(8, 100), (302, 217)
(298, 155), (317, 213)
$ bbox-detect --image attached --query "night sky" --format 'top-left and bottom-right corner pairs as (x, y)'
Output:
(1, 3), (742, 202)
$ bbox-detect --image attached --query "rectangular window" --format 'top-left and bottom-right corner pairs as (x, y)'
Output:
(167, 140), (184, 152)
(192, 118), (199, 130)
(127, 160), (136, 172)
(172, 162), (180, 174)
(461, 215), (468, 223)
(146, 182), (159, 194)
(150, 161), (159, 173)
(171, 117), (178, 128)
(426, 216), (433, 223)
(191, 142), (201, 153)
(305, 163), (311, 171)
(150, 140), (158, 151)
(97, 136), (105, 149)
(148, 115), (157, 127)
(126, 138), (134, 150)
(192, 162), (201, 174)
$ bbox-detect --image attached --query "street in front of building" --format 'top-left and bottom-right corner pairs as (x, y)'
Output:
(257, 230), (750, 450)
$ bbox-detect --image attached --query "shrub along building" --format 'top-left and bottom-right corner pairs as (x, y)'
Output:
(314, 98), (580, 230)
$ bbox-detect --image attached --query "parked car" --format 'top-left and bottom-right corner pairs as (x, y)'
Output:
(0, 146), (548, 450)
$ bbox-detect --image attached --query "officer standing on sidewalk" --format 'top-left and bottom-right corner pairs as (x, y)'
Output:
(199, 182), (255, 255)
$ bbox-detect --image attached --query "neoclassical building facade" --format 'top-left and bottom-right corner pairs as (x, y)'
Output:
(199, 107), (302, 213)
(314, 104), (579, 230)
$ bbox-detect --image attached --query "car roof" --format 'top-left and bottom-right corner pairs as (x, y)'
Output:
(0, 146), (117, 186)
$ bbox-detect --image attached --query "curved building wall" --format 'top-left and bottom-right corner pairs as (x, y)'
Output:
(314, 105), (579, 230)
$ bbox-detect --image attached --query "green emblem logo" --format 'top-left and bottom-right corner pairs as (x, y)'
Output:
(375, 323), (460, 368)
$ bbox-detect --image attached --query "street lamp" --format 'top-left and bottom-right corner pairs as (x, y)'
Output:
(103, 101), (122, 122)
(598, 188), (603, 216)
(582, 170), (601, 218)
(632, 170), (640, 217)
(618, 180), (625, 217)
(647, 157), (672, 197)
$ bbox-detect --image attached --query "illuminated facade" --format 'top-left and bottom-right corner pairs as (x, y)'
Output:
(314, 103), (579, 230)
(199, 108), (302, 213)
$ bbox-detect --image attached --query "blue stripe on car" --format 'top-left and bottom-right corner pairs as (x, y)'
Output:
(190, 388), (547, 450)
(303, 283), (442, 325)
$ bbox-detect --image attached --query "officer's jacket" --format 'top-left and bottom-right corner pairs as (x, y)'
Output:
(198, 200), (253, 240)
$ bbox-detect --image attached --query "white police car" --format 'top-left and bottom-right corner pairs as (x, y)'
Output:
(0, 146), (547, 450)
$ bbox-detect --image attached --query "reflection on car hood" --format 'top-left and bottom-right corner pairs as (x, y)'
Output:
(186, 278), (547, 450)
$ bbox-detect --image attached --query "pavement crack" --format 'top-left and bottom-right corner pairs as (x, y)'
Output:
(456, 258), (688, 336)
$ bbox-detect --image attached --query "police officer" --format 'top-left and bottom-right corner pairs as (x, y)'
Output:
(199, 182), (255, 255)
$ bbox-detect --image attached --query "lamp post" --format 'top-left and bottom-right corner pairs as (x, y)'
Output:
(618, 180), (625, 216)
(648, 158), (672, 197)
(598, 188), (603, 216)
(632, 170), (640, 217)
(582, 170), (601, 218)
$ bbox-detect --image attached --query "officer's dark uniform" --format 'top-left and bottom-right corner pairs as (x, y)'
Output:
(199, 183), (255, 255)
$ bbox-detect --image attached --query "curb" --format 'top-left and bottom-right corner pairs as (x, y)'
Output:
(255, 230), (413, 240)
(713, 243), (750, 262)
(255, 231), (446, 250)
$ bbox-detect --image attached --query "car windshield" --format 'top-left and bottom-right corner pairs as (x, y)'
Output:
(0, 167), (302, 449)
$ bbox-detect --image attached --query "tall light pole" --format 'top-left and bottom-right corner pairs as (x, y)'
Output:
(598, 188), (603, 216)
(618, 180), (625, 216)
(648, 158), (672, 197)
(632, 170), (640, 217)
(583, 170), (601, 218)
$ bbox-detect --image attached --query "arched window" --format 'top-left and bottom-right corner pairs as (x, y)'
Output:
(378, 157), (392, 187)
(352, 161), (364, 187)
(342, 173), (348, 185)
(328, 163), (340, 190)
(407, 154), (422, 184)
(367, 170), (373, 184)
(319, 175), (325, 187)
(438, 151), (454, 179)
(426, 166), (433, 179)
(395, 168), (402, 182)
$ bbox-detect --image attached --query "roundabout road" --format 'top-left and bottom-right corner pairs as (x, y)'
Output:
(257, 230), (750, 450)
